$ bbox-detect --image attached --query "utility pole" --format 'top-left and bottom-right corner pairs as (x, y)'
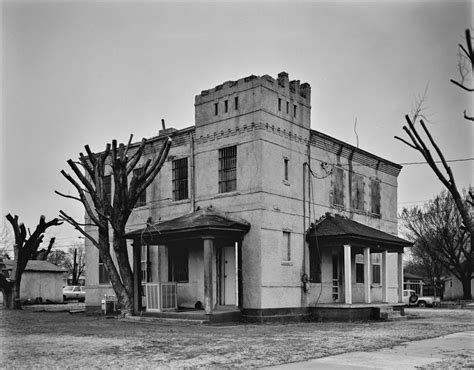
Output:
(72, 248), (78, 285)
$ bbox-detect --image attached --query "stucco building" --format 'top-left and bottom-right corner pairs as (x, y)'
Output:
(85, 72), (411, 321)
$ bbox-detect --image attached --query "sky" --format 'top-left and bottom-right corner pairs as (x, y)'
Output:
(1, 0), (472, 253)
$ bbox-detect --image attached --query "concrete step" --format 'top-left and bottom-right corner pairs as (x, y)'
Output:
(377, 306), (407, 321)
(123, 315), (207, 325)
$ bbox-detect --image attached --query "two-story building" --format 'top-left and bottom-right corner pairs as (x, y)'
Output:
(85, 72), (411, 321)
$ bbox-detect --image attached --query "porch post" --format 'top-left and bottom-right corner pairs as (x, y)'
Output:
(397, 252), (404, 303)
(344, 245), (352, 304)
(382, 251), (388, 303)
(132, 239), (142, 315)
(363, 247), (371, 303)
(203, 237), (214, 314)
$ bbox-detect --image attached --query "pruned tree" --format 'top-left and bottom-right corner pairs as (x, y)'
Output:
(31, 237), (56, 261)
(0, 214), (62, 309)
(400, 191), (471, 299)
(395, 29), (473, 300)
(57, 134), (172, 314)
(450, 29), (473, 121)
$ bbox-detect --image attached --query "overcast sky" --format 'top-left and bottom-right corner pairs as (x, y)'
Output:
(1, 0), (472, 251)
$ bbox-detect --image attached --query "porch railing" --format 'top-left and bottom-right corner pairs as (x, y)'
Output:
(145, 282), (178, 312)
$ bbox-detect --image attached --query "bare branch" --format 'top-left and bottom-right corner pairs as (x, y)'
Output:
(126, 138), (147, 175)
(394, 136), (417, 150)
(59, 210), (99, 248)
(450, 79), (474, 92)
(55, 190), (82, 202)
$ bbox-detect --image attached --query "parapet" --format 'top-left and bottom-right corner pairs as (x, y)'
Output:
(195, 72), (311, 105)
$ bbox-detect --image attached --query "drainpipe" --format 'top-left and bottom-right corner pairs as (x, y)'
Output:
(190, 132), (196, 211)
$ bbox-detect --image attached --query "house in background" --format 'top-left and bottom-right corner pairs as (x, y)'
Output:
(85, 72), (411, 321)
(443, 267), (474, 301)
(1, 260), (64, 303)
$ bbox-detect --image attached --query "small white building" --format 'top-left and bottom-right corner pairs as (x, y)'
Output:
(85, 72), (411, 321)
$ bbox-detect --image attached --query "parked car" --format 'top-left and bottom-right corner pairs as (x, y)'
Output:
(63, 286), (85, 302)
(403, 289), (440, 307)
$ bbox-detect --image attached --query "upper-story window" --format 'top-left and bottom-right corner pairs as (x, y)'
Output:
(370, 178), (381, 215)
(332, 167), (344, 207)
(286, 101), (289, 114)
(134, 168), (146, 207)
(214, 102), (218, 116)
(172, 157), (189, 201)
(224, 100), (228, 113)
(351, 173), (364, 211)
(278, 98), (282, 111)
(234, 96), (239, 110)
(104, 175), (112, 204)
(218, 145), (237, 193)
(293, 104), (297, 117)
(283, 158), (289, 181)
(282, 231), (291, 262)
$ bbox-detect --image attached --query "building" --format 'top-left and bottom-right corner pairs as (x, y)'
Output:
(85, 72), (411, 321)
(1, 260), (64, 304)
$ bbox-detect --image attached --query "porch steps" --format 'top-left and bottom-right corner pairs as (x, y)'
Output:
(377, 306), (406, 321)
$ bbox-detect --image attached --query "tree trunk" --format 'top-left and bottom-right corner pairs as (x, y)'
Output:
(13, 277), (22, 309)
(461, 276), (472, 300)
(112, 230), (134, 315)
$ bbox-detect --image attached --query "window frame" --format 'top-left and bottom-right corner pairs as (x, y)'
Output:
(168, 246), (189, 283)
(332, 166), (344, 207)
(133, 168), (146, 208)
(372, 253), (381, 284)
(218, 145), (237, 193)
(282, 231), (291, 262)
(172, 157), (189, 201)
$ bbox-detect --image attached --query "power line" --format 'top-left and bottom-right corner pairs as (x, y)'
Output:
(399, 158), (474, 165)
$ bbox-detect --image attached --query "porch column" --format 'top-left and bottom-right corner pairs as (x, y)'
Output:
(203, 237), (215, 314)
(397, 252), (404, 303)
(382, 251), (389, 303)
(236, 240), (243, 309)
(132, 239), (142, 315)
(344, 245), (352, 304)
(363, 247), (371, 303)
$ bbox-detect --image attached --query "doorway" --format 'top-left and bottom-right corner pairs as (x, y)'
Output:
(219, 246), (236, 305)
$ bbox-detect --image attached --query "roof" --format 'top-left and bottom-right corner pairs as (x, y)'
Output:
(306, 213), (412, 252)
(125, 207), (250, 244)
(404, 272), (425, 280)
(2, 259), (65, 273)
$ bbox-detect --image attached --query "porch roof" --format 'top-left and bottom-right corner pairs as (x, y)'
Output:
(125, 206), (250, 244)
(306, 213), (412, 252)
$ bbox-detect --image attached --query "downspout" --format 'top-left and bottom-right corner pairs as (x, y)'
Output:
(190, 132), (196, 211)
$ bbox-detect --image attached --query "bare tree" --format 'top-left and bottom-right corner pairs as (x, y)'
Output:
(57, 135), (172, 314)
(400, 191), (470, 299)
(0, 215), (62, 309)
(31, 237), (56, 261)
(450, 29), (473, 121)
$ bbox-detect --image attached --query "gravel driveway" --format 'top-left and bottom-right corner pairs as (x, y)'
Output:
(0, 307), (473, 368)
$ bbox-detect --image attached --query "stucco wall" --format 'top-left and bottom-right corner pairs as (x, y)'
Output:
(20, 271), (63, 302)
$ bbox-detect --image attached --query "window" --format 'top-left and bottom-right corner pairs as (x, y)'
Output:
(309, 247), (321, 283)
(133, 168), (146, 207)
(214, 102), (218, 115)
(332, 167), (344, 206)
(141, 245), (148, 296)
(355, 254), (364, 283)
(283, 158), (289, 181)
(293, 104), (297, 117)
(168, 247), (189, 282)
(351, 173), (364, 211)
(172, 158), (188, 201)
(286, 101), (289, 114)
(370, 179), (381, 215)
(278, 98), (282, 111)
(282, 231), (291, 261)
(104, 175), (112, 204)
(234, 96), (239, 110)
(99, 255), (110, 285)
(372, 253), (381, 284)
(224, 100), (228, 113)
(218, 145), (237, 193)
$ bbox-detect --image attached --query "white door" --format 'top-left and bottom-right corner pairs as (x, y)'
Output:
(223, 246), (236, 305)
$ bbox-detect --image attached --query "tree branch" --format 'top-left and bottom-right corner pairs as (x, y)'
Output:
(59, 210), (99, 248)
(55, 190), (82, 203)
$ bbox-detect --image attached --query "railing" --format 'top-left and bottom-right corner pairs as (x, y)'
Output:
(332, 279), (339, 301)
(145, 283), (178, 313)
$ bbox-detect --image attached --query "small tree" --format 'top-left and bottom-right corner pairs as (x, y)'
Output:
(401, 191), (471, 299)
(57, 135), (171, 314)
(0, 214), (62, 309)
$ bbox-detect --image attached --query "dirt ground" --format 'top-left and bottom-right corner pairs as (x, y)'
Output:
(0, 306), (473, 368)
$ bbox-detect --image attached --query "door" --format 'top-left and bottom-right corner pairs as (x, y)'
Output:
(332, 254), (340, 301)
(222, 246), (236, 305)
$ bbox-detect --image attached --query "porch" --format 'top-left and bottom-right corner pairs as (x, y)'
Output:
(125, 206), (250, 319)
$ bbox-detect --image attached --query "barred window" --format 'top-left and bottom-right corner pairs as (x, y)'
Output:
(172, 158), (188, 201)
(351, 173), (364, 211)
(141, 244), (148, 296)
(218, 145), (237, 193)
(134, 168), (146, 207)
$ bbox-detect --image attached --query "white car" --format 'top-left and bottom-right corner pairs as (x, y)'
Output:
(63, 286), (85, 302)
